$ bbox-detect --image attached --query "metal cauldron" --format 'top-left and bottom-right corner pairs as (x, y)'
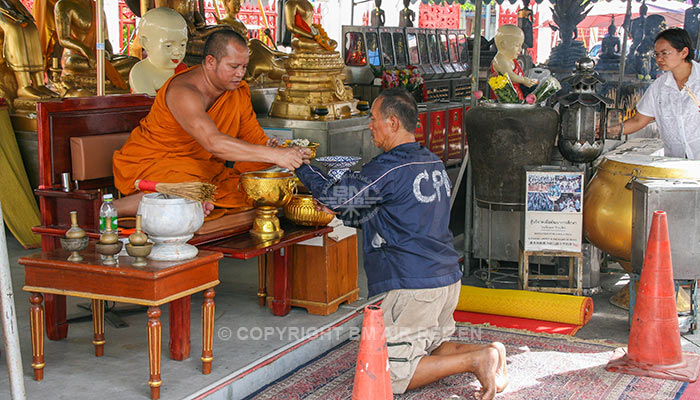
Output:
(584, 154), (700, 264)
(465, 103), (558, 210)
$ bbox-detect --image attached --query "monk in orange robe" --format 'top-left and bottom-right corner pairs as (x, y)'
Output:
(113, 30), (308, 216)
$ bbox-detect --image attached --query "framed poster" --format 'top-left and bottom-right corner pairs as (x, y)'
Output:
(524, 167), (584, 252)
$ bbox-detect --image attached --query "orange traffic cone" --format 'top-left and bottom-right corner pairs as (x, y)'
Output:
(606, 211), (700, 381)
(352, 305), (393, 400)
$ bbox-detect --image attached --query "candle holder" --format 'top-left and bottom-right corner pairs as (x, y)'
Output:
(95, 216), (122, 266)
(125, 215), (153, 267)
(59, 211), (89, 262)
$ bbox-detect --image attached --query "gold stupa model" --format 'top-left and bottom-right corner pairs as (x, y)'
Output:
(269, 0), (358, 121)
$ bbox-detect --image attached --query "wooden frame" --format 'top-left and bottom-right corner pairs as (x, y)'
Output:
(33, 94), (155, 251)
(519, 248), (583, 296)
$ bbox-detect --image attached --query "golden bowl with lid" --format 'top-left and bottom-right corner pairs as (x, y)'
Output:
(284, 194), (334, 226)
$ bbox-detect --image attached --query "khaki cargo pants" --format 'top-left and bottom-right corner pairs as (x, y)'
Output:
(380, 281), (461, 394)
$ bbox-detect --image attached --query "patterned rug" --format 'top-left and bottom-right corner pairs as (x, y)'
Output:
(247, 325), (693, 400)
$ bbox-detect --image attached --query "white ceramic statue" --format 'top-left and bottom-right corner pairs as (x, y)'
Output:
(129, 7), (188, 95)
(491, 24), (537, 99)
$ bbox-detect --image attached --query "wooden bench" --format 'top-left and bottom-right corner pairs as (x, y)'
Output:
(30, 95), (332, 351)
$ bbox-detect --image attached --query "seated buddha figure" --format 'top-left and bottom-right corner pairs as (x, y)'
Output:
(55, 0), (139, 96)
(596, 18), (621, 71)
(216, 0), (287, 83)
(269, 0), (356, 120)
(129, 7), (188, 96)
(284, 0), (336, 53)
(0, 0), (57, 101)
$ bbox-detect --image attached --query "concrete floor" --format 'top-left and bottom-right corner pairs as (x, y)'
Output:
(1, 228), (699, 400)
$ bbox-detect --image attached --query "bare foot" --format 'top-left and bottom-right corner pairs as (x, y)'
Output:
(202, 201), (214, 217)
(472, 346), (499, 400)
(490, 342), (508, 393)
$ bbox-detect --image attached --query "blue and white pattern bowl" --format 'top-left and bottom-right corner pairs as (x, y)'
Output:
(328, 168), (351, 181)
(315, 156), (362, 170)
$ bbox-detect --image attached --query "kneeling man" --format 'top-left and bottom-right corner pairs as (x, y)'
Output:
(295, 88), (508, 398)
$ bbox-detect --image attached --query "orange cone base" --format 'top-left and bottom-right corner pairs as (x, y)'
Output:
(606, 347), (700, 382)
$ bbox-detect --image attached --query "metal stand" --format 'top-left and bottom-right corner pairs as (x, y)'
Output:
(68, 302), (146, 328)
(519, 246), (583, 296)
(473, 202), (520, 287)
(628, 273), (698, 334)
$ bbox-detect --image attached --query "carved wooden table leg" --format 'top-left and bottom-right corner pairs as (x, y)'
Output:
(272, 247), (293, 316)
(147, 307), (162, 400)
(92, 299), (105, 356)
(30, 292), (45, 381)
(257, 256), (267, 306)
(168, 296), (191, 360)
(201, 288), (215, 374)
(44, 293), (68, 340)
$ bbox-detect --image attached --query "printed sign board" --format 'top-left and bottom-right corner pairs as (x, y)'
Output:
(524, 168), (584, 252)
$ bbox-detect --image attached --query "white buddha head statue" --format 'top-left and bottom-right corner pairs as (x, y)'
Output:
(139, 7), (188, 70)
(494, 24), (524, 60)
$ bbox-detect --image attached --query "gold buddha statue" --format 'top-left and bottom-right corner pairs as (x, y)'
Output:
(129, 7), (188, 95)
(216, 0), (287, 83)
(32, 0), (61, 72)
(269, 0), (357, 120)
(0, 0), (57, 111)
(54, 0), (139, 96)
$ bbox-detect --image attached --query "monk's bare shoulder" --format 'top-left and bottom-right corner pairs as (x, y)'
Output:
(165, 72), (205, 113)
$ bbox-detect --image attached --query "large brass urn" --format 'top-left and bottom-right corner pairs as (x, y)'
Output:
(584, 154), (700, 264)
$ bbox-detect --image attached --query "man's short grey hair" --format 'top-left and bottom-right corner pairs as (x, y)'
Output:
(376, 88), (418, 133)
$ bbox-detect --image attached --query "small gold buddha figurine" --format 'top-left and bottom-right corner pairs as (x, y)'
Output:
(129, 7), (188, 96)
(269, 0), (357, 121)
(216, 0), (287, 83)
(54, 0), (139, 96)
(0, 0), (58, 110)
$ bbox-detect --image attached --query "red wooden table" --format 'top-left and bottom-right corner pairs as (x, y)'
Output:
(19, 248), (222, 400)
(199, 221), (332, 316)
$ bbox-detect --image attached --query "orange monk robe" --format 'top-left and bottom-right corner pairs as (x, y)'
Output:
(113, 66), (272, 209)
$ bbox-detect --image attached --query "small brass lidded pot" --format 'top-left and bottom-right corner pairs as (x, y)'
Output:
(60, 211), (89, 262)
(125, 215), (153, 267)
(95, 217), (122, 266)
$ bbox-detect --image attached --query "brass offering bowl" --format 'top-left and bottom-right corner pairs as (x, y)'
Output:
(240, 171), (297, 240)
(282, 140), (320, 159)
(95, 241), (123, 266)
(126, 242), (154, 267)
(284, 195), (334, 227)
(60, 236), (89, 262)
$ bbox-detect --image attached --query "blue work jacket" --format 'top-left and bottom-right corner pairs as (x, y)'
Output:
(295, 142), (462, 297)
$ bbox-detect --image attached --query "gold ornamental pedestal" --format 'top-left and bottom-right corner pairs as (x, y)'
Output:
(240, 171), (297, 240)
(269, 50), (358, 121)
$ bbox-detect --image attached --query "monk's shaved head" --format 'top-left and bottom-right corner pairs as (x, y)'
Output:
(202, 29), (248, 62)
